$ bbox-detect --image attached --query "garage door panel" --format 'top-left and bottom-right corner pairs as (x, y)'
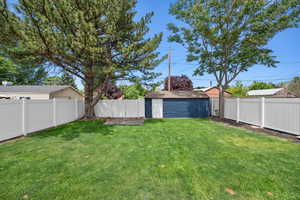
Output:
(163, 99), (209, 118)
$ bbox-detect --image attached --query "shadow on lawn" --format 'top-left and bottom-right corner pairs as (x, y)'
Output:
(31, 120), (114, 141)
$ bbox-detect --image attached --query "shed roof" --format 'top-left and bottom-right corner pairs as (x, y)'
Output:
(0, 85), (71, 94)
(247, 88), (284, 96)
(146, 90), (209, 99)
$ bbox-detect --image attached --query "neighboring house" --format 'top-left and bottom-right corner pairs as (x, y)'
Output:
(145, 90), (209, 118)
(247, 88), (295, 97)
(196, 87), (231, 98)
(0, 85), (84, 100)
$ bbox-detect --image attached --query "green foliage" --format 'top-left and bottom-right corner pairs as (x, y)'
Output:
(168, 0), (300, 86)
(287, 76), (300, 97)
(248, 81), (277, 91)
(168, 0), (300, 117)
(0, 0), (165, 116)
(0, 119), (299, 199)
(0, 56), (16, 82)
(228, 81), (248, 97)
(120, 83), (147, 99)
(0, 56), (47, 85)
(44, 71), (78, 89)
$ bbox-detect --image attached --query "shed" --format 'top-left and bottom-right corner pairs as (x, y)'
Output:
(145, 90), (209, 118)
(0, 85), (84, 100)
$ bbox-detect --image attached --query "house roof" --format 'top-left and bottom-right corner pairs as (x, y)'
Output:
(195, 87), (232, 94)
(247, 88), (284, 96)
(198, 87), (214, 92)
(145, 90), (209, 99)
(0, 85), (71, 94)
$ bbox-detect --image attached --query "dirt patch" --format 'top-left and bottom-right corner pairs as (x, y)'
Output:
(211, 117), (300, 144)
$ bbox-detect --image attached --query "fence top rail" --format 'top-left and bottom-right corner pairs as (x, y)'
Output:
(211, 97), (300, 100)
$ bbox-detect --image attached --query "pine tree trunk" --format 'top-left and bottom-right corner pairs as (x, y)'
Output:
(84, 75), (95, 119)
(218, 86), (225, 119)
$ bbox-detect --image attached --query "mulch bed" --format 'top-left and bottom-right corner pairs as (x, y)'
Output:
(211, 117), (300, 144)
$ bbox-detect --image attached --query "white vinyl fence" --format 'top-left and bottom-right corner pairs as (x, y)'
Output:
(210, 97), (300, 135)
(0, 99), (84, 142)
(95, 99), (145, 118)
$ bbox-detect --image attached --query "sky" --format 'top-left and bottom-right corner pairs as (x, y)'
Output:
(135, 0), (300, 88)
(7, 0), (300, 89)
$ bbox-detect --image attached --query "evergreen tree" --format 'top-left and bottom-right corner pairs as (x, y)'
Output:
(0, 0), (165, 118)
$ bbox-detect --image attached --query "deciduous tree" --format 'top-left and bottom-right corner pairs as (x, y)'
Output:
(164, 75), (193, 91)
(168, 0), (300, 118)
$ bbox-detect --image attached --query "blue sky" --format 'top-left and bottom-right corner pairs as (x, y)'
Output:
(8, 0), (300, 89)
(135, 0), (300, 88)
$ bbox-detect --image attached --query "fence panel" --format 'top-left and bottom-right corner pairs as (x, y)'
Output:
(0, 100), (23, 141)
(78, 100), (85, 118)
(210, 98), (219, 116)
(239, 98), (262, 126)
(265, 98), (300, 135)
(213, 97), (300, 135)
(56, 99), (77, 125)
(0, 99), (84, 142)
(224, 98), (237, 120)
(95, 99), (145, 118)
(25, 100), (54, 133)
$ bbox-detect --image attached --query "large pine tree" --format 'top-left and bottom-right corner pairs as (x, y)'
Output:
(0, 0), (165, 117)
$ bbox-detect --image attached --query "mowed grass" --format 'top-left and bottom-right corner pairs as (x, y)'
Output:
(0, 119), (300, 200)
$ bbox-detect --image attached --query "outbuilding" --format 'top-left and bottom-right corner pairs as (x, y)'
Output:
(0, 85), (84, 100)
(145, 90), (210, 118)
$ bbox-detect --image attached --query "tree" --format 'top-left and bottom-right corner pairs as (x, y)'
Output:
(0, 56), (16, 83)
(44, 72), (77, 88)
(120, 83), (147, 99)
(287, 77), (300, 97)
(104, 84), (123, 99)
(0, 56), (48, 85)
(0, 0), (165, 118)
(228, 81), (248, 97)
(60, 72), (78, 89)
(164, 75), (193, 91)
(168, 0), (300, 118)
(248, 81), (277, 91)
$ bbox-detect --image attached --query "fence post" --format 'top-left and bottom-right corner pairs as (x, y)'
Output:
(261, 97), (265, 128)
(22, 99), (26, 136)
(237, 97), (240, 123)
(75, 99), (78, 119)
(53, 98), (57, 127)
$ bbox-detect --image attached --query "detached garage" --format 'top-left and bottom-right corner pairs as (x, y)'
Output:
(145, 91), (210, 118)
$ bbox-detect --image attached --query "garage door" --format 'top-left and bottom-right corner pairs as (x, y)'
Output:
(163, 98), (209, 118)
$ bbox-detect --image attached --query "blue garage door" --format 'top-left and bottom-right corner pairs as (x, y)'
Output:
(163, 98), (209, 118)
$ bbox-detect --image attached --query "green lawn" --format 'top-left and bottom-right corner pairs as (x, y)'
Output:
(0, 119), (300, 200)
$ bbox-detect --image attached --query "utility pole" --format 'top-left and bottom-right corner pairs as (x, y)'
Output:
(168, 48), (172, 91)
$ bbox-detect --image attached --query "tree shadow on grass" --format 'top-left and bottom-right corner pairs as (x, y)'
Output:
(30, 120), (114, 141)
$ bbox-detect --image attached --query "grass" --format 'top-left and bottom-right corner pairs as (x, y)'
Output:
(0, 119), (300, 200)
